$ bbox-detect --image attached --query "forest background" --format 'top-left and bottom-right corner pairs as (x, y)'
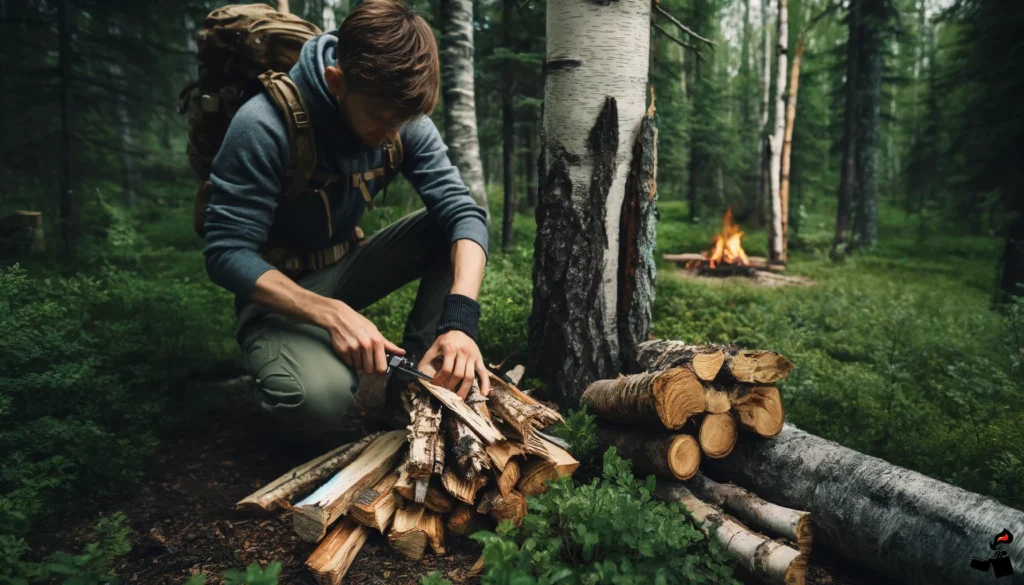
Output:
(1, 0), (1022, 581)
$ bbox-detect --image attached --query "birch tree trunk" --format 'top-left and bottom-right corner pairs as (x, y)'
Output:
(529, 0), (652, 405)
(57, 0), (78, 258)
(767, 0), (788, 265)
(756, 0), (772, 227)
(441, 0), (490, 217)
(779, 39), (804, 256)
(706, 424), (1024, 585)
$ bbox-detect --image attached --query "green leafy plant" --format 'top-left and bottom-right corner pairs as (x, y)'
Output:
(220, 562), (282, 585)
(41, 512), (132, 585)
(550, 407), (599, 466)
(419, 571), (452, 585)
(470, 448), (739, 585)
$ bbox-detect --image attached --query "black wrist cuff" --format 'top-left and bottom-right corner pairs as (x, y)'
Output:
(435, 294), (481, 341)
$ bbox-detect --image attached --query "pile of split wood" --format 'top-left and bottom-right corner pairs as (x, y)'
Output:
(235, 371), (577, 585)
(584, 339), (810, 585)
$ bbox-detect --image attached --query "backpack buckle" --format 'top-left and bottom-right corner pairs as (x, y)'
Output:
(292, 110), (309, 128)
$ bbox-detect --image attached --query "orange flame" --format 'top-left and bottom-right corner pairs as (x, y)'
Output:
(704, 208), (749, 269)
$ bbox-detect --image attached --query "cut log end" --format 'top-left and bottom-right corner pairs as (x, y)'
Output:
(726, 349), (794, 384)
(388, 504), (428, 560)
(699, 413), (738, 459)
(666, 434), (702, 480)
(654, 368), (706, 429)
(691, 350), (726, 381)
(305, 519), (370, 585)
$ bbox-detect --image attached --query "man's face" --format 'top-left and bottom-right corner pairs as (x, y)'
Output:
(325, 65), (410, 148)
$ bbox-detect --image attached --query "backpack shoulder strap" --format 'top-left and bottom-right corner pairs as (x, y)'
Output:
(384, 133), (404, 177)
(258, 71), (316, 202)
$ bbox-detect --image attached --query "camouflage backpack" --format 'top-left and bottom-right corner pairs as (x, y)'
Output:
(179, 4), (403, 239)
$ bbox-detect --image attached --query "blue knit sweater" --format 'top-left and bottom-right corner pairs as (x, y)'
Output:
(202, 33), (489, 305)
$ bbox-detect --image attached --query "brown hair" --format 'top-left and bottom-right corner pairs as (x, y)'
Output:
(336, 0), (440, 118)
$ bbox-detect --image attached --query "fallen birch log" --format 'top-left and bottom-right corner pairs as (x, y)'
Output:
(705, 423), (1024, 585)
(635, 340), (726, 380)
(305, 518), (369, 585)
(595, 427), (701, 480)
(235, 432), (383, 514)
(292, 430), (408, 542)
(581, 368), (705, 429)
(685, 472), (811, 556)
(657, 484), (806, 585)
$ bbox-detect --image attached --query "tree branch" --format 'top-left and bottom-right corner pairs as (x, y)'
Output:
(653, 2), (716, 47)
(652, 22), (701, 60)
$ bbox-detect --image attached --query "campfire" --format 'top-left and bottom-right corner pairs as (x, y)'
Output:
(664, 208), (783, 277)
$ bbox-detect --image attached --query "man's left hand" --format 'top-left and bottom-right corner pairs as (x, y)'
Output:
(418, 331), (491, 399)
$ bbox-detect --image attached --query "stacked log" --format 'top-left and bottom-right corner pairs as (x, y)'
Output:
(235, 374), (577, 585)
(584, 339), (808, 585)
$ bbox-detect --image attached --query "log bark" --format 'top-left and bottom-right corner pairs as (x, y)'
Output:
(394, 475), (454, 514)
(581, 368), (705, 429)
(477, 489), (527, 526)
(445, 414), (490, 481)
(657, 484), (807, 585)
(685, 472), (811, 556)
(530, 0), (653, 407)
(441, 467), (488, 504)
(407, 392), (443, 479)
(292, 430), (408, 543)
(416, 380), (504, 443)
(236, 433), (382, 514)
(487, 373), (563, 442)
(440, 0), (489, 215)
(595, 427), (700, 480)
(698, 413), (737, 459)
(732, 386), (784, 438)
(388, 504), (427, 560)
(349, 471), (400, 533)
(663, 254), (786, 272)
(485, 440), (527, 472)
(305, 519), (369, 585)
(634, 340), (726, 381)
(617, 89), (659, 369)
(721, 348), (794, 384)
(705, 424), (1024, 585)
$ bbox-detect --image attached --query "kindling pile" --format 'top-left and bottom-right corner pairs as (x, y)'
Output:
(235, 372), (577, 585)
(583, 339), (810, 585)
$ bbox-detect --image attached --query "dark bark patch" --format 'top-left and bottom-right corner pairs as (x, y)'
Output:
(618, 112), (658, 371)
(544, 58), (583, 74)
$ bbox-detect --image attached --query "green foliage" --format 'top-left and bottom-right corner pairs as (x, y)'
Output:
(419, 571), (452, 585)
(550, 408), (599, 467)
(1, 512), (131, 585)
(220, 562), (283, 585)
(470, 448), (739, 585)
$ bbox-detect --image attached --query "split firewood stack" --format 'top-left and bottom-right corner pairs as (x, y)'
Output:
(583, 339), (810, 585)
(236, 370), (577, 585)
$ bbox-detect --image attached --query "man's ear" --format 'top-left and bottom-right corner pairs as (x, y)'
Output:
(324, 65), (345, 99)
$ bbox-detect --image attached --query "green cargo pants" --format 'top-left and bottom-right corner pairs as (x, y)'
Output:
(235, 209), (453, 435)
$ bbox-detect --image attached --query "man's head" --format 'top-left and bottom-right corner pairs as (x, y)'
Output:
(324, 0), (440, 148)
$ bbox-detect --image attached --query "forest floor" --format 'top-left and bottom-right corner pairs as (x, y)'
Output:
(47, 377), (892, 585)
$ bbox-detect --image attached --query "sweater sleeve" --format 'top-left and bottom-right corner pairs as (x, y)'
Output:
(399, 116), (490, 258)
(202, 96), (290, 302)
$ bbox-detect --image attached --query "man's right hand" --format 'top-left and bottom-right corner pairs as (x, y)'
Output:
(251, 270), (403, 375)
(318, 299), (404, 375)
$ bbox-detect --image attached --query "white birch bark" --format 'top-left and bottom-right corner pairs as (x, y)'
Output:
(441, 0), (489, 217)
(767, 0), (787, 263)
(756, 0), (772, 224)
(545, 0), (651, 351)
(706, 424), (1024, 585)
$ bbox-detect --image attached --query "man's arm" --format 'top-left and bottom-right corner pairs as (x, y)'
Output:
(204, 96), (402, 374)
(398, 116), (491, 397)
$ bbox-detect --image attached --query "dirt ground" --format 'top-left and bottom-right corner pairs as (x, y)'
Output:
(49, 376), (892, 585)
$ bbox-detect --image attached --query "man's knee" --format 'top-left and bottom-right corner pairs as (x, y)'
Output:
(242, 321), (359, 435)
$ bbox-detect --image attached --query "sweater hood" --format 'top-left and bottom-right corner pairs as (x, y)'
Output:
(289, 33), (365, 148)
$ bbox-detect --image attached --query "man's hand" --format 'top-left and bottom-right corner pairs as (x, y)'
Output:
(418, 331), (490, 399)
(319, 299), (404, 375)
